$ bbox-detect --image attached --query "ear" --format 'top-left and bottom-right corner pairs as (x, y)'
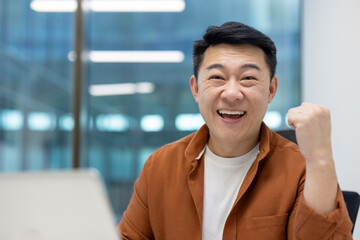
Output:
(189, 75), (199, 103)
(268, 76), (278, 103)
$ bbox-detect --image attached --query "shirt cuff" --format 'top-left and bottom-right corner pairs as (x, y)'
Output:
(294, 189), (353, 239)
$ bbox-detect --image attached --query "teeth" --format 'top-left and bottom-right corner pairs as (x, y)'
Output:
(218, 110), (245, 115)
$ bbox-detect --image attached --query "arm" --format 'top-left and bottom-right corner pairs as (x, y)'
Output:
(287, 102), (337, 215)
(287, 102), (353, 239)
(117, 158), (154, 240)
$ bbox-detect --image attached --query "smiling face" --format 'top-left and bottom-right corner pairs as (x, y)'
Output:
(190, 43), (278, 157)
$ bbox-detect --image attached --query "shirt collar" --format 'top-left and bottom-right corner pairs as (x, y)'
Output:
(185, 122), (272, 162)
(195, 146), (206, 160)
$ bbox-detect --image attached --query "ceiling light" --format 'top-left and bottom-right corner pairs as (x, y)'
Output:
(140, 115), (164, 132)
(59, 114), (74, 131)
(28, 112), (56, 131)
(88, 51), (185, 63)
(89, 0), (185, 12)
(0, 110), (24, 131)
(175, 113), (204, 131)
(31, 0), (185, 12)
(89, 82), (155, 96)
(31, 0), (77, 12)
(96, 114), (129, 132)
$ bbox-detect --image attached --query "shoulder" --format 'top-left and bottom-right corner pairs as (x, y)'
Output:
(260, 123), (302, 157)
(256, 126), (306, 188)
(138, 131), (202, 191)
(147, 124), (209, 165)
(143, 131), (197, 173)
(266, 130), (306, 173)
(259, 123), (305, 171)
(269, 130), (302, 155)
(151, 132), (196, 159)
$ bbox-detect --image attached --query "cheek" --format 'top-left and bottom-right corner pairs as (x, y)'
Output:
(198, 94), (212, 112)
(245, 87), (270, 106)
(198, 89), (218, 115)
(199, 86), (217, 103)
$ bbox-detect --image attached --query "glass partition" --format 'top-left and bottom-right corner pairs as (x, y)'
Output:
(0, 0), (74, 171)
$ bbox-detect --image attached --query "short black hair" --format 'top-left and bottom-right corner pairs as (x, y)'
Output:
(192, 21), (277, 80)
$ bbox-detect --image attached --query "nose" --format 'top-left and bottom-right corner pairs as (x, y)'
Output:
(221, 79), (244, 103)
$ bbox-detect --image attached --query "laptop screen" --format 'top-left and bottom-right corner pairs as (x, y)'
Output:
(0, 169), (120, 240)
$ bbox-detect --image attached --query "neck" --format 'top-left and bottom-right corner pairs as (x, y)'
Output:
(207, 136), (259, 158)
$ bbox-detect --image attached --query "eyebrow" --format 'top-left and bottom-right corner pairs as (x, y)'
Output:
(206, 63), (225, 70)
(240, 63), (261, 71)
(205, 63), (261, 71)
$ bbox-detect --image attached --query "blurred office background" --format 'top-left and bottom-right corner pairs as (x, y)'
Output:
(1, 0), (360, 237)
(0, 0), (301, 220)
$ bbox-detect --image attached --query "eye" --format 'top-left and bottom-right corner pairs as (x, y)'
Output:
(240, 76), (257, 87)
(242, 76), (256, 81)
(209, 75), (225, 81)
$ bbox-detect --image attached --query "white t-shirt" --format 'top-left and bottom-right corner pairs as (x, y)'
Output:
(202, 143), (260, 240)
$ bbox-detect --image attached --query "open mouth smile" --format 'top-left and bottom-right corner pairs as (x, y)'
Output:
(217, 110), (246, 120)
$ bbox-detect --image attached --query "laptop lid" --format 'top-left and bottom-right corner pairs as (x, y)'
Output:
(0, 169), (120, 240)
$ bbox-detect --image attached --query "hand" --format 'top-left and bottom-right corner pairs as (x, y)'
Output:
(287, 102), (333, 164)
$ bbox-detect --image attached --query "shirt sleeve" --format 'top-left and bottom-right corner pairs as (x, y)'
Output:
(288, 185), (353, 239)
(117, 157), (154, 240)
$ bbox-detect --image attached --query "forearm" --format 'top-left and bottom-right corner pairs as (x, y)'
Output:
(303, 156), (338, 216)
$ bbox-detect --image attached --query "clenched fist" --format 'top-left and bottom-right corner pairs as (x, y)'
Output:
(287, 102), (333, 164)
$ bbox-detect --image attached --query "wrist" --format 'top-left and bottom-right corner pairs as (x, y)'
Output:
(305, 156), (337, 182)
(303, 146), (333, 165)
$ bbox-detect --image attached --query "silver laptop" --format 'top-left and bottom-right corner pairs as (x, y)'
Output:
(0, 169), (120, 240)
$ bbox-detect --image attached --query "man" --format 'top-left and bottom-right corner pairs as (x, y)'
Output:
(118, 22), (353, 239)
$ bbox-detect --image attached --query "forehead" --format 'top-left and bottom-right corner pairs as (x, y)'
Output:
(201, 43), (267, 70)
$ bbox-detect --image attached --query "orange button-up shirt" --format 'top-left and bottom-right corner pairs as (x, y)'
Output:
(118, 123), (353, 239)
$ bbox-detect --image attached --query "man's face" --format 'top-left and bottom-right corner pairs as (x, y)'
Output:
(190, 43), (277, 157)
